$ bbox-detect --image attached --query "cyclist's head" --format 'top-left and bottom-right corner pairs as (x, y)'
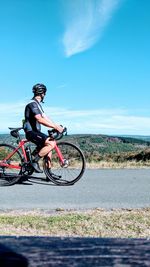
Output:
(32, 83), (47, 102)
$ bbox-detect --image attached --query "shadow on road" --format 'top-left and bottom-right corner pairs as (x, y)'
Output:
(17, 175), (57, 186)
(0, 243), (28, 267)
(1, 236), (150, 266)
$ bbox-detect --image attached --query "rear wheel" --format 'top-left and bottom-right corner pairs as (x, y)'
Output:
(0, 144), (22, 186)
(43, 142), (86, 185)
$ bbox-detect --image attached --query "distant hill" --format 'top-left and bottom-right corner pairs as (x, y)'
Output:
(117, 135), (150, 142)
(1, 133), (150, 163)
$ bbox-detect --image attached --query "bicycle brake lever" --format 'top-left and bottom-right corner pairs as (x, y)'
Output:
(63, 127), (67, 136)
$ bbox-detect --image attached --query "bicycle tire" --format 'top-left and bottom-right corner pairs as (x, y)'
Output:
(43, 141), (86, 185)
(0, 144), (22, 186)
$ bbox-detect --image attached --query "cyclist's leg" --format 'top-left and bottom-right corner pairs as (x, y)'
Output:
(38, 138), (56, 169)
(26, 131), (55, 152)
(38, 137), (56, 158)
(47, 151), (52, 168)
(26, 131), (56, 173)
(25, 131), (47, 147)
(25, 131), (49, 173)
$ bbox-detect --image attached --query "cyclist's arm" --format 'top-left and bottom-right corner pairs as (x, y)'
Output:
(42, 113), (51, 121)
(35, 114), (63, 132)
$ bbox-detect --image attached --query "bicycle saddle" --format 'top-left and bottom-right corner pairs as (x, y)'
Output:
(8, 127), (23, 138)
(8, 127), (23, 131)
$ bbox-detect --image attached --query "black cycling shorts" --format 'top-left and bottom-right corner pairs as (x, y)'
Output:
(26, 131), (48, 148)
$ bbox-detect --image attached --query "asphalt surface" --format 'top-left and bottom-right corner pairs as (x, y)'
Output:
(1, 169), (150, 210)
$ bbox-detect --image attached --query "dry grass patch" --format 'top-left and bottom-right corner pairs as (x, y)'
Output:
(0, 208), (150, 237)
(87, 160), (150, 169)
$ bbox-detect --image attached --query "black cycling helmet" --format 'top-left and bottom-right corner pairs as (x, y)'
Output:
(32, 83), (47, 96)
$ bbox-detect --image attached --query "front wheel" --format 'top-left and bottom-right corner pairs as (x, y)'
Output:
(43, 142), (86, 185)
(0, 144), (22, 186)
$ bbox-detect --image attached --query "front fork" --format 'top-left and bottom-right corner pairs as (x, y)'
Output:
(54, 145), (69, 168)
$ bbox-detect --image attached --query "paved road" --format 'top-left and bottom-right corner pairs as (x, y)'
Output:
(0, 169), (150, 210)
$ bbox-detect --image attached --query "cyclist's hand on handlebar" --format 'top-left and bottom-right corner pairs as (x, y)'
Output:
(48, 125), (67, 140)
(55, 124), (64, 133)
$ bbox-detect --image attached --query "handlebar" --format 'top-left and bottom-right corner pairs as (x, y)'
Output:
(48, 127), (67, 140)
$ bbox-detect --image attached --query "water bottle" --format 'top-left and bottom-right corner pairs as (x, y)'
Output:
(25, 146), (32, 162)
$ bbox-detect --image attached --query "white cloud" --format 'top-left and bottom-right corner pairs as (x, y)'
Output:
(45, 106), (150, 135)
(62, 0), (121, 57)
(56, 83), (67, 90)
(0, 103), (25, 132)
(1, 101), (150, 136)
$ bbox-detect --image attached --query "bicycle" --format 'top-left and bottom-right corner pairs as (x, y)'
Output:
(0, 127), (86, 186)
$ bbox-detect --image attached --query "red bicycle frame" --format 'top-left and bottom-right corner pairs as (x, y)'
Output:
(0, 139), (65, 170)
(54, 143), (64, 163)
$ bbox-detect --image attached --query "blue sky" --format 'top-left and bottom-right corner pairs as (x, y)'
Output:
(0, 0), (150, 135)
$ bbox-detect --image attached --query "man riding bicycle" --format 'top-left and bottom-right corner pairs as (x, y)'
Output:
(23, 83), (63, 173)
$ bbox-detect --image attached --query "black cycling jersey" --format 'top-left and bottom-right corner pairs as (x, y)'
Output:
(24, 99), (44, 132)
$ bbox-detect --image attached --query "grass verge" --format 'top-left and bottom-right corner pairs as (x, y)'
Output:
(86, 160), (150, 169)
(0, 208), (150, 238)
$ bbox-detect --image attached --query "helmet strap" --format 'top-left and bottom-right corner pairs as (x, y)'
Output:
(41, 94), (45, 103)
(32, 94), (44, 102)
